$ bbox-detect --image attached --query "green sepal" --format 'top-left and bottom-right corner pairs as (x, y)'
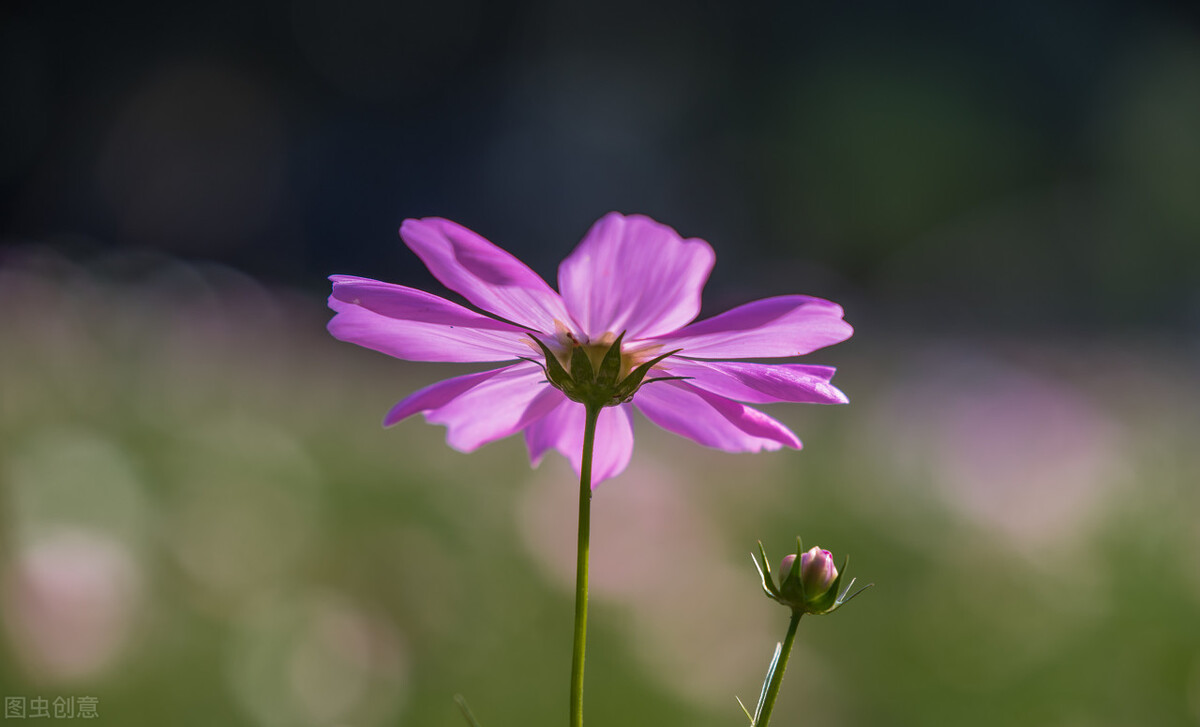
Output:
(787, 535), (806, 585)
(753, 541), (778, 599)
(835, 577), (873, 609)
(569, 344), (594, 384)
(809, 590), (838, 614)
(813, 556), (875, 614)
(640, 375), (693, 386)
(613, 348), (682, 402)
(527, 331), (686, 408)
(528, 336), (572, 390)
(596, 331), (625, 386)
(515, 357), (549, 383)
(777, 537), (807, 604)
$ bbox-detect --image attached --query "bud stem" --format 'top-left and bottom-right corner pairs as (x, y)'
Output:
(569, 404), (601, 727)
(756, 611), (803, 726)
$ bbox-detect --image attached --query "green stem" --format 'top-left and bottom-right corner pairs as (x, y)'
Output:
(756, 612), (803, 727)
(570, 405), (601, 727)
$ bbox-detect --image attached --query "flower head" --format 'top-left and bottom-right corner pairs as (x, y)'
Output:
(328, 212), (852, 485)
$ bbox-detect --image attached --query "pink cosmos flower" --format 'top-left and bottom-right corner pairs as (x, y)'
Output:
(328, 212), (852, 485)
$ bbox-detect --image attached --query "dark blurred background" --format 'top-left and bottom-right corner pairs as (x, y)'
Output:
(4, 0), (1200, 330)
(3, 2), (1200, 727)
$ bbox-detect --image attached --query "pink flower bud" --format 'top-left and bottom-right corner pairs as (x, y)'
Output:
(798, 547), (837, 599)
(757, 540), (867, 615)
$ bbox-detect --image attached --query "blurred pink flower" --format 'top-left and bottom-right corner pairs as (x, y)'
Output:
(328, 212), (852, 484)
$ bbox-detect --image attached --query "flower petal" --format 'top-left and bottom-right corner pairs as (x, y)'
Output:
(327, 282), (533, 362)
(525, 400), (634, 485)
(327, 299), (525, 363)
(332, 275), (529, 331)
(400, 218), (573, 332)
(633, 380), (801, 452)
(393, 363), (563, 452)
(383, 366), (508, 426)
(664, 359), (849, 405)
(652, 295), (853, 359)
(558, 212), (715, 340)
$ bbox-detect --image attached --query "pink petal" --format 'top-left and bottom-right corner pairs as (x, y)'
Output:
(332, 275), (529, 332)
(651, 295), (852, 359)
(395, 363), (563, 452)
(400, 218), (573, 332)
(558, 212), (715, 340)
(525, 400), (634, 486)
(633, 380), (801, 452)
(328, 295), (531, 362)
(664, 359), (849, 405)
(384, 366), (509, 426)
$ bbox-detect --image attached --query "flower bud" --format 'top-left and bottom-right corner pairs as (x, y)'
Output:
(754, 539), (869, 616)
(779, 547), (836, 603)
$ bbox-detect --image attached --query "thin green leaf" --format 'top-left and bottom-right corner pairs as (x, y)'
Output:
(736, 696), (754, 725)
(754, 642), (783, 725)
(454, 695), (483, 727)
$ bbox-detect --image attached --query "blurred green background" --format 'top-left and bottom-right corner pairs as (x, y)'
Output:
(2, 1), (1200, 726)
